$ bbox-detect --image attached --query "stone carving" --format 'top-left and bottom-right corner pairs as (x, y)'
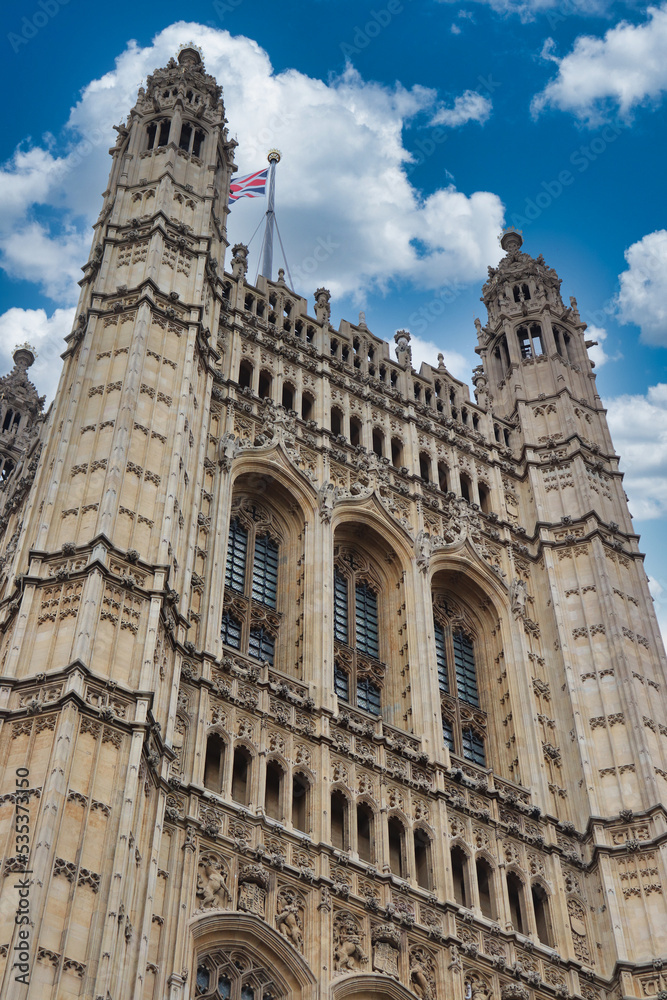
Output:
(196, 857), (231, 910)
(415, 529), (433, 573)
(218, 431), (241, 470)
(371, 923), (400, 978)
(409, 946), (436, 1000)
(466, 972), (493, 1000)
(333, 910), (367, 973)
(501, 984), (530, 1000)
(318, 482), (337, 523)
(510, 578), (527, 617)
(567, 898), (591, 963)
(238, 864), (269, 916)
(276, 886), (304, 950)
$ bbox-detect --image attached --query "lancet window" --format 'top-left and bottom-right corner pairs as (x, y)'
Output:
(146, 118), (170, 150)
(196, 949), (281, 1000)
(517, 323), (544, 359)
(178, 121), (206, 157)
(433, 596), (487, 767)
(221, 498), (282, 666)
(333, 553), (385, 717)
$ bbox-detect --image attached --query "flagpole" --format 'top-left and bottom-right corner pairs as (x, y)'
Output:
(260, 149), (281, 280)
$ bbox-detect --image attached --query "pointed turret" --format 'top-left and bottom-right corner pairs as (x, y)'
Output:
(476, 230), (597, 417)
(0, 344), (43, 482)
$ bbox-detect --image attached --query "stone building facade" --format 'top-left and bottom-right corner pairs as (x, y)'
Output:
(0, 44), (665, 1000)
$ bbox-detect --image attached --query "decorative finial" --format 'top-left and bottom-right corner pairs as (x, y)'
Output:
(358, 311), (367, 329)
(267, 149), (281, 164)
(12, 343), (36, 368)
(177, 43), (204, 66)
(500, 228), (523, 253)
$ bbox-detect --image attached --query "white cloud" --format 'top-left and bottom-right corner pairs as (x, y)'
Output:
(585, 324), (611, 368)
(0, 22), (503, 321)
(1, 223), (90, 304)
(648, 575), (667, 644)
(0, 308), (75, 403)
(431, 91), (492, 127)
(437, 0), (608, 23)
(532, 4), (667, 122)
(604, 383), (667, 520)
(410, 335), (470, 382)
(615, 230), (667, 345)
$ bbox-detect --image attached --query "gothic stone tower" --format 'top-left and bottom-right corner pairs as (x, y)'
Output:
(0, 48), (666, 1000)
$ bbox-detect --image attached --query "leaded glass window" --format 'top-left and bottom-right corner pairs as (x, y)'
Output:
(225, 519), (248, 593)
(357, 676), (381, 716)
(249, 627), (275, 665)
(220, 613), (242, 649)
(334, 662), (349, 700)
(462, 727), (486, 766)
(355, 582), (379, 657)
(453, 630), (479, 706)
(333, 562), (385, 717)
(334, 571), (349, 644)
(433, 607), (486, 767)
(222, 505), (281, 665)
(251, 534), (278, 608)
(435, 622), (449, 693)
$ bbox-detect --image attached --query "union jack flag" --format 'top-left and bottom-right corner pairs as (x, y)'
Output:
(229, 167), (269, 204)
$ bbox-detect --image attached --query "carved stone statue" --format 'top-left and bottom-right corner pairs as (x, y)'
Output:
(510, 577), (528, 617)
(276, 888), (304, 949)
(415, 529), (433, 574)
(333, 911), (367, 973)
(197, 861), (231, 909)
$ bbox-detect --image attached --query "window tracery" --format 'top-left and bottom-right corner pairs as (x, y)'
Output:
(333, 551), (385, 717)
(433, 596), (487, 767)
(222, 498), (282, 666)
(196, 949), (281, 1000)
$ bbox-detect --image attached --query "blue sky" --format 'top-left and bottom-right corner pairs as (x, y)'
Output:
(1, 0), (667, 629)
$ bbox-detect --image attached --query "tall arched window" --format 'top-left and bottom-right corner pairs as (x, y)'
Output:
(517, 323), (544, 359)
(507, 871), (526, 933)
(146, 118), (170, 150)
(264, 760), (283, 820)
(357, 802), (374, 862)
(231, 746), (251, 805)
(204, 734), (225, 793)
(414, 829), (433, 889)
(532, 883), (554, 946)
(331, 790), (348, 849)
(333, 559), (383, 716)
(450, 845), (469, 907)
(476, 858), (495, 919)
(433, 597), (487, 766)
(222, 499), (281, 666)
(387, 817), (406, 877)
(291, 773), (310, 832)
